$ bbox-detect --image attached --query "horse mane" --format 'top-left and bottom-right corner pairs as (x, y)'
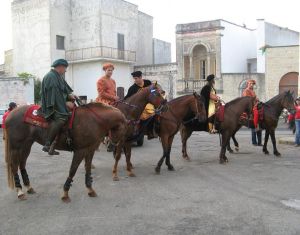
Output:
(83, 102), (117, 111)
(265, 92), (284, 104)
(168, 94), (193, 104)
(225, 96), (251, 107)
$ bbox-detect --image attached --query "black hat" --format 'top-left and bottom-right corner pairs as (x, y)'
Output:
(206, 74), (215, 81)
(131, 71), (142, 77)
(51, 59), (69, 68)
(8, 102), (17, 110)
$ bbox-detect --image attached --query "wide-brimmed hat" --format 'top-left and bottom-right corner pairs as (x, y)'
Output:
(131, 71), (143, 77)
(247, 79), (256, 85)
(51, 59), (68, 68)
(206, 74), (215, 81)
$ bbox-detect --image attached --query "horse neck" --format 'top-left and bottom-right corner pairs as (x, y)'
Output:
(228, 97), (251, 116)
(168, 96), (193, 121)
(266, 94), (284, 117)
(121, 90), (148, 119)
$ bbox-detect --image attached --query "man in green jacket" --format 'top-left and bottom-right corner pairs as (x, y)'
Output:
(41, 59), (75, 154)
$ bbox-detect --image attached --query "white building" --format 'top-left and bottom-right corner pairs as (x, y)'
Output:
(11, 0), (171, 101)
(175, 19), (299, 100)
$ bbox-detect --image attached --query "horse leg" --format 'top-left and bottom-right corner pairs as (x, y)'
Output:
(219, 132), (230, 164)
(61, 150), (85, 203)
(227, 139), (234, 153)
(10, 149), (26, 200)
(84, 151), (97, 197)
(263, 130), (270, 154)
(124, 142), (135, 177)
(20, 144), (35, 194)
(112, 144), (123, 181)
(232, 134), (239, 152)
(155, 135), (168, 174)
(180, 125), (193, 161)
(165, 136), (175, 171)
(270, 130), (281, 156)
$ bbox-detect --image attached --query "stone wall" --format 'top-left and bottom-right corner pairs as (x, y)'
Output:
(134, 63), (177, 99)
(265, 46), (299, 98)
(152, 38), (171, 64)
(0, 77), (34, 108)
(221, 73), (265, 102)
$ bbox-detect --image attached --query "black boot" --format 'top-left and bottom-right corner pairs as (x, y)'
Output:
(42, 119), (65, 154)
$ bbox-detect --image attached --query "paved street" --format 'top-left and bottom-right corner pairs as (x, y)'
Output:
(0, 122), (300, 235)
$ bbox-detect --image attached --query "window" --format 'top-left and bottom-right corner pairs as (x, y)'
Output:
(117, 33), (125, 59)
(56, 35), (65, 50)
(201, 60), (206, 80)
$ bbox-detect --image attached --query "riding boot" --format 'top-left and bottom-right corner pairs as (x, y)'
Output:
(42, 119), (65, 154)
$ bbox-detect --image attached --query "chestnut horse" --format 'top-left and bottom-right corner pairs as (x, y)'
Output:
(5, 103), (127, 202)
(180, 96), (255, 164)
(112, 84), (166, 181)
(155, 92), (207, 173)
(227, 91), (295, 156)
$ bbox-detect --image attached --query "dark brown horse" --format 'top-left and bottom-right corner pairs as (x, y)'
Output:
(112, 83), (166, 181)
(180, 96), (255, 164)
(5, 103), (127, 202)
(155, 93), (207, 173)
(227, 91), (295, 156)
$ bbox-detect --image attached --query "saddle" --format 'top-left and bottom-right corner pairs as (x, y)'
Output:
(23, 105), (76, 129)
(215, 103), (225, 122)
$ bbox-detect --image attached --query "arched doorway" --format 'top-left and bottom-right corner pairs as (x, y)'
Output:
(192, 45), (207, 80)
(279, 72), (299, 97)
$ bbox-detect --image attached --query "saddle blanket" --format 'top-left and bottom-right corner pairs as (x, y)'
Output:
(216, 105), (225, 122)
(23, 105), (49, 128)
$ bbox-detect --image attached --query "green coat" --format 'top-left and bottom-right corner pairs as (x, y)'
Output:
(41, 69), (73, 120)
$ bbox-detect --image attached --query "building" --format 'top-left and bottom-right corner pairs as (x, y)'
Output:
(10, 0), (171, 101)
(175, 19), (299, 101)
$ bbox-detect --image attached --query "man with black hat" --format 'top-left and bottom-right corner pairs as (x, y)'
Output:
(41, 59), (76, 155)
(124, 71), (157, 139)
(200, 74), (220, 133)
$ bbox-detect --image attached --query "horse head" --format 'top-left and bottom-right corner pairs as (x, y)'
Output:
(192, 92), (207, 123)
(282, 90), (296, 112)
(147, 82), (167, 112)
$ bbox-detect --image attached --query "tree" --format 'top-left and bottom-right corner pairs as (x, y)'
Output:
(18, 72), (41, 104)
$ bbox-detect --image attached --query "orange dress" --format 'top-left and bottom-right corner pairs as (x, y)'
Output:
(96, 76), (116, 105)
(242, 88), (259, 128)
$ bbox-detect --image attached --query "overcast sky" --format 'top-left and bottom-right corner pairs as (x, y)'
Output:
(0, 0), (299, 64)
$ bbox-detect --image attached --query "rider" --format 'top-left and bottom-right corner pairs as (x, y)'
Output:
(96, 63), (119, 105)
(124, 71), (157, 139)
(41, 59), (76, 155)
(242, 79), (262, 146)
(200, 74), (220, 133)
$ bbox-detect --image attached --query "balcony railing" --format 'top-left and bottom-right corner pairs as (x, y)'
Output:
(177, 79), (207, 94)
(65, 46), (136, 63)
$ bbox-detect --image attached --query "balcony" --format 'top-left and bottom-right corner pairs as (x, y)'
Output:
(177, 79), (207, 94)
(65, 46), (136, 63)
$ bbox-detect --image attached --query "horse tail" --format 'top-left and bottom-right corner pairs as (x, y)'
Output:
(4, 128), (15, 189)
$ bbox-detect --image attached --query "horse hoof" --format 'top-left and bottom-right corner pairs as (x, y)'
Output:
(155, 167), (161, 174)
(183, 156), (191, 161)
(235, 147), (239, 152)
(113, 176), (120, 181)
(274, 152), (281, 157)
(61, 196), (71, 203)
(128, 172), (136, 177)
(88, 191), (98, 197)
(263, 150), (269, 155)
(168, 166), (175, 171)
(27, 187), (36, 194)
(228, 149), (234, 153)
(91, 164), (96, 169)
(18, 194), (27, 201)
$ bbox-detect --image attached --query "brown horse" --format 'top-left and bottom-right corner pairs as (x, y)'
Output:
(155, 92), (207, 173)
(5, 103), (127, 202)
(112, 84), (166, 181)
(227, 91), (295, 156)
(180, 96), (255, 164)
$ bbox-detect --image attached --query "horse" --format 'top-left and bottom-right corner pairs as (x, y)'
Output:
(5, 103), (127, 202)
(180, 96), (255, 164)
(227, 91), (295, 156)
(112, 83), (167, 181)
(155, 92), (207, 174)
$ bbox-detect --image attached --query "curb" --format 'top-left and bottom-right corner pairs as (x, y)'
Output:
(278, 137), (295, 145)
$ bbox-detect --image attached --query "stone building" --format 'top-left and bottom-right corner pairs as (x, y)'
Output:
(175, 19), (299, 101)
(9, 0), (171, 101)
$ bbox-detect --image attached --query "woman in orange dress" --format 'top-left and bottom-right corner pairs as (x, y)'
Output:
(96, 63), (119, 105)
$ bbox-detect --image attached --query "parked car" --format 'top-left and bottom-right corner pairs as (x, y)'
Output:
(0, 108), (7, 128)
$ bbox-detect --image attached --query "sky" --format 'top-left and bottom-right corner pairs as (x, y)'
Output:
(0, 0), (299, 64)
